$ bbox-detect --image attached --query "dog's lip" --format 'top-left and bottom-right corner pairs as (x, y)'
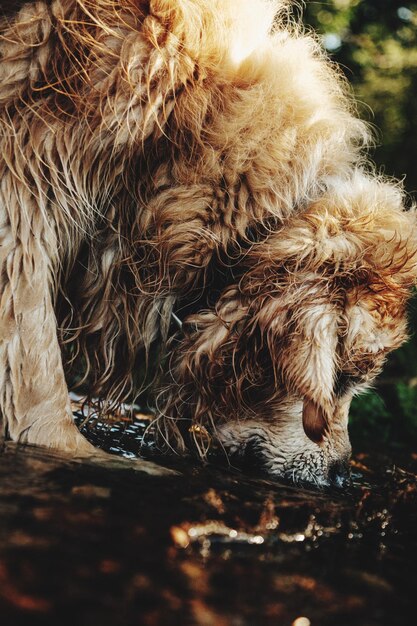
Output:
(302, 399), (327, 444)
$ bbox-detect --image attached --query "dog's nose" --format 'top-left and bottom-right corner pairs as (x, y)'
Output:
(327, 459), (351, 488)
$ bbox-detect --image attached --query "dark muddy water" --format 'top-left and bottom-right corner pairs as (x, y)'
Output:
(0, 408), (416, 626)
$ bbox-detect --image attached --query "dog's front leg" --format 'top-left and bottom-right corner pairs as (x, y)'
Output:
(0, 229), (94, 456)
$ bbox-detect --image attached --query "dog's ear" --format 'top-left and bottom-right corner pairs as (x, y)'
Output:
(245, 281), (340, 439)
(277, 297), (339, 431)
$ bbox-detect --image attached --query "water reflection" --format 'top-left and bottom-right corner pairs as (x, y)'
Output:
(0, 398), (413, 625)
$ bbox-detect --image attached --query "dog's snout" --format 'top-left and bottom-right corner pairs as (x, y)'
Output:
(328, 459), (352, 488)
(240, 438), (265, 471)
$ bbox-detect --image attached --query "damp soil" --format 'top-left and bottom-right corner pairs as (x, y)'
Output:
(0, 409), (416, 626)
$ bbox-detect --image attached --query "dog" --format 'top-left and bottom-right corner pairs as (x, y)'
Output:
(1, 0), (416, 487)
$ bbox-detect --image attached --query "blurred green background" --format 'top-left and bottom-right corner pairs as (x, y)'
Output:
(302, 0), (417, 448)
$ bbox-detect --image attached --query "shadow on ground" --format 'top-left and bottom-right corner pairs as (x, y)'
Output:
(0, 410), (416, 626)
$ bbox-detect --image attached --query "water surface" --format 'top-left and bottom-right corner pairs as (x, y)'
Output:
(0, 409), (415, 626)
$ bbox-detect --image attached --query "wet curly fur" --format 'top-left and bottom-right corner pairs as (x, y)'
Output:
(1, 0), (416, 485)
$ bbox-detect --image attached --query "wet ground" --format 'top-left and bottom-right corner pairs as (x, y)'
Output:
(0, 408), (416, 626)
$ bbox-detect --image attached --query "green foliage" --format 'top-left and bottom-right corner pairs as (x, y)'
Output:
(303, 0), (417, 196)
(349, 390), (392, 444)
(349, 384), (417, 446)
(397, 382), (417, 434)
(302, 1), (417, 445)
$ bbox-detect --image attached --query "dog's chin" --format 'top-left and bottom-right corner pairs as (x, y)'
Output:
(226, 441), (330, 489)
(215, 415), (351, 490)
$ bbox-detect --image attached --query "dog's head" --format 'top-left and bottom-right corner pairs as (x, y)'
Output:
(159, 173), (417, 487)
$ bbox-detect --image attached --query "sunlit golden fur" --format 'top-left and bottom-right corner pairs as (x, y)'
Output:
(0, 0), (416, 484)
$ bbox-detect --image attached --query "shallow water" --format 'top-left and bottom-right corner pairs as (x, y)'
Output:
(0, 410), (415, 626)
